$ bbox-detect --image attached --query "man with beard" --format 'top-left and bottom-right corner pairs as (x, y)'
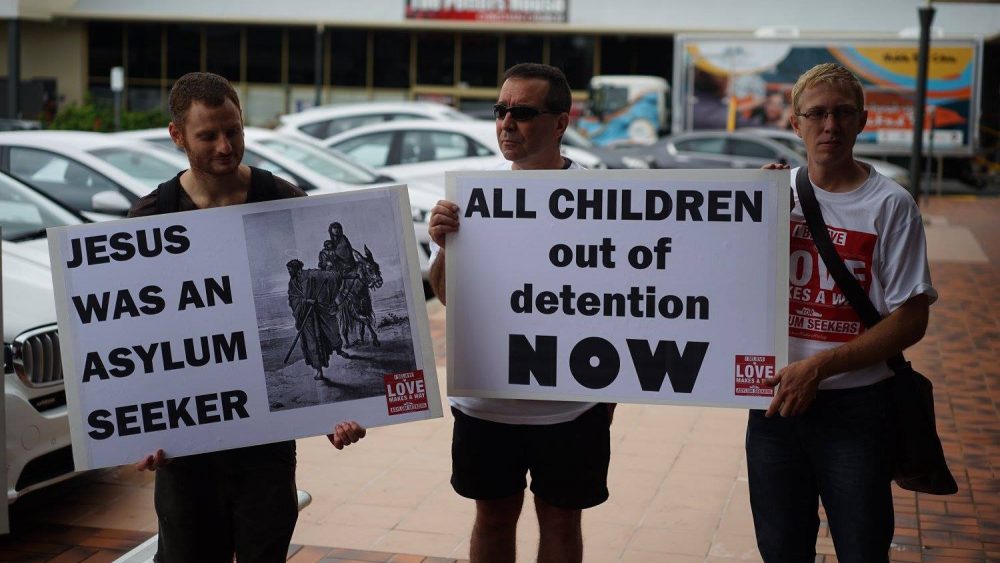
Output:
(129, 72), (365, 563)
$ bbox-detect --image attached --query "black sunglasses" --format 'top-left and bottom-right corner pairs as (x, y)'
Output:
(493, 103), (562, 121)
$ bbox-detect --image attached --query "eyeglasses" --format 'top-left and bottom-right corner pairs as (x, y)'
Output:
(493, 103), (562, 121)
(796, 106), (860, 122)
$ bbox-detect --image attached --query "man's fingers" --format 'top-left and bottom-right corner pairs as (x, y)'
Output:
(136, 449), (168, 471)
(327, 433), (344, 450)
(765, 390), (782, 417)
(429, 203), (460, 247)
(328, 421), (366, 450)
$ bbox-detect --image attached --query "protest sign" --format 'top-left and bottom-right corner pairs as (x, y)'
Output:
(446, 169), (788, 409)
(48, 186), (441, 470)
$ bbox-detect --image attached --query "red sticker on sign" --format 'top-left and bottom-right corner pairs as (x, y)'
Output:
(384, 370), (429, 415)
(734, 355), (775, 397)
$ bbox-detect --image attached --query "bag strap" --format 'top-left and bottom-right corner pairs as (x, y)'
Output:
(794, 167), (909, 372)
(155, 174), (182, 214)
(247, 166), (280, 203)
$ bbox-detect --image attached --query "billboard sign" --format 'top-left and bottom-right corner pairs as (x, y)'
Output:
(673, 36), (982, 155)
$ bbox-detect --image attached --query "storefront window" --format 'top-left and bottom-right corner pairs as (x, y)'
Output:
(416, 33), (454, 86)
(205, 25), (241, 82)
(601, 36), (632, 75)
(601, 36), (672, 78)
(167, 24), (202, 79)
(505, 35), (543, 69)
(550, 35), (594, 90)
(127, 24), (162, 80)
(127, 87), (164, 112)
(330, 29), (366, 87)
(246, 26), (282, 84)
(88, 22), (124, 80)
(374, 32), (410, 88)
(633, 37), (673, 78)
(289, 27), (319, 85)
(461, 35), (499, 87)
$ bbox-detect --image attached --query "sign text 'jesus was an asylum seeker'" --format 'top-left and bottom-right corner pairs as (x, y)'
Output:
(49, 187), (441, 470)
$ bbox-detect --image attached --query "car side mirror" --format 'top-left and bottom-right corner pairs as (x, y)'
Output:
(91, 190), (132, 214)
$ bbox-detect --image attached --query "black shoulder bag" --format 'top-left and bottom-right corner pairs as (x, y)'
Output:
(795, 167), (957, 495)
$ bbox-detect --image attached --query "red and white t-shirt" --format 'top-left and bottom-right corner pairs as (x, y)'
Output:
(789, 166), (937, 390)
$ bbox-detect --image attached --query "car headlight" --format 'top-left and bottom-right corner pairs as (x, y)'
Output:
(411, 205), (429, 223)
(621, 156), (651, 169)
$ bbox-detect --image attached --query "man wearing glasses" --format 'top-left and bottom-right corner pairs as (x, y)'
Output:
(427, 63), (612, 563)
(749, 63), (935, 562)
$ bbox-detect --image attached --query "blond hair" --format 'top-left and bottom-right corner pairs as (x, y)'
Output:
(791, 63), (865, 113)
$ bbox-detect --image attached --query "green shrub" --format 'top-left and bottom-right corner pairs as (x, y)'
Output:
(45, 98), (169, 132)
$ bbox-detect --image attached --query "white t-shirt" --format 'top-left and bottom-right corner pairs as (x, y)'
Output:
(789, 165), (937, 390)
(430, 158), (595, 424)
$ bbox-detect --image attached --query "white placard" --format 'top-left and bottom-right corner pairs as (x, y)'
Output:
(446, 169), (788, 409)
(48, 186), (441, 470)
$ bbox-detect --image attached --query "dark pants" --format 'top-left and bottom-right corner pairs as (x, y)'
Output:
(746, 380), (894, 563)
(154, 441), (298, 563)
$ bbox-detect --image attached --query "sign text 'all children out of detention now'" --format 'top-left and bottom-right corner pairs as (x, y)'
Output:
(445, 169), (789, 409)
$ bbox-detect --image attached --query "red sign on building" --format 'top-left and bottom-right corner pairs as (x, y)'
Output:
(406, 0), (567, 23)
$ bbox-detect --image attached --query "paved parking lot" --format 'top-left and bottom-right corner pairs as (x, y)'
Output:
(0, 195), (997, 562)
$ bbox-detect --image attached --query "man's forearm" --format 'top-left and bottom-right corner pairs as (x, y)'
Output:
(429, 248), (447, 305)
(810, 294), (930, 379)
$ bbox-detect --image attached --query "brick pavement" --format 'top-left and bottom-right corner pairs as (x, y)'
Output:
(0, 196), (997, 562)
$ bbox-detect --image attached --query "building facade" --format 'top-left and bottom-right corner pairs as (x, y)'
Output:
(1, 0), (997, 126)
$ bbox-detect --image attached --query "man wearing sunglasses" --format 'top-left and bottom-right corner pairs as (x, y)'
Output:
(428, 63), (612, 563)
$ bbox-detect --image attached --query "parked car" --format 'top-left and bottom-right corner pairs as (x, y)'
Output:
(741, 128), (912, 188)
(282, 101), (614, 171)
(562, 127), (654, 169)
(2, 171), (83, 501)
(277, 101), (476, 143)
(613, 129), (911, 187)
(324, 120), (606, 198)
(0, 131), (189, 220)
(117, 128), (437, 279)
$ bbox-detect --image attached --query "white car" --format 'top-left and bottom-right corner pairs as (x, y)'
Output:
(277, 101), (476, 143)
(2, 172), (83, 501)
(323, 120), (605, 199)
(118, 128), (437, 279)
(0, 131), (190, 221)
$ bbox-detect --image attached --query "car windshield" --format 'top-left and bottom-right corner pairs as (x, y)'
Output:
(769, 136), (808, 158)
(256, 137), (381, 184)
(562, 127), (594, 148)
(440, 108), (475, 121)
(89, 147), (185, 188)
(0, 172), (82, 241)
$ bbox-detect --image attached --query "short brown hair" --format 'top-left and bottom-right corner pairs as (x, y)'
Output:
(503, 63), (572, 114)
(791, 63), (865, 113)
(169, 72), (242, 126)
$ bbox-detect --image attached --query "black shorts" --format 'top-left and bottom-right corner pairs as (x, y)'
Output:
(450, 404), (611, 510)
(154, 441), (298, 563)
